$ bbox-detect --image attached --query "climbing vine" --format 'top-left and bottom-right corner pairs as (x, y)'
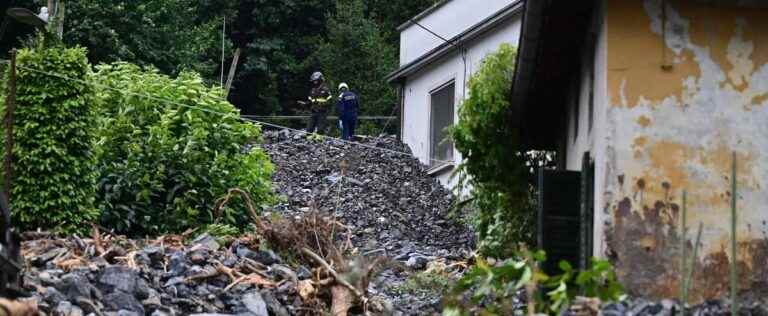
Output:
(451, 44), (545, 257)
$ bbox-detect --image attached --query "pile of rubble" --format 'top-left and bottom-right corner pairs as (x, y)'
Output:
(567, 297), (768, 316)
(8, 131), (474, 315)
(20, 231), (331, 315)
(262, 130), (475, 263)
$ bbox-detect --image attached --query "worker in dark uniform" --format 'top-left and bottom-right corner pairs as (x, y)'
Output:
(306, 71), (332, 134)
(336, 82), (359, 140)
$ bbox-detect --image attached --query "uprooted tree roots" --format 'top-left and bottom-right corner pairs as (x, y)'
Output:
(258, 209), (386, 315)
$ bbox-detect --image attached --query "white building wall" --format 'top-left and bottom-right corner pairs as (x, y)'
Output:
(402, 16), (521, 189)
(592, 5), (608, 261)
(562, 6), (608, 259)
(399, 0), (520, 66)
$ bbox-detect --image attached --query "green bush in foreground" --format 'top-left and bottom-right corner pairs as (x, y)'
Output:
(93, 63), (274, 236)
(11, 45), (99, 234)
(444, 251), (625, 315)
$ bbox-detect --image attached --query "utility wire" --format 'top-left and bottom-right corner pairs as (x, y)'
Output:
(0, 59), (454, 166)
(408, 18), (457, 48)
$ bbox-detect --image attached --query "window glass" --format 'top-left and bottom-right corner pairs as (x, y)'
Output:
(430, 82), (455, 166)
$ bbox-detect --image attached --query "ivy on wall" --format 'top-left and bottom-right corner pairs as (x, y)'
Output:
(451, 44), (535, 257)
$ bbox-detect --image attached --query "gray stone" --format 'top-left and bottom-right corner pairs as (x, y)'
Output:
(116, 310), (140, 316)
(55, 301), (84, 316)
(104, 291), (144, 314)
(75, 297), (102, 316)
(99, 266), (139, 295)
(168, 251), (188, 276)
(140, 246), (164, 264)
(56, 273), (101, 301)
(271, 264), (298, 283)
(135, 277), (150, 299)
(260, 290), (289, 316)
(242, 291), (268, 316)
(296, 265), (312, 280)
(141, 294), (162, 308)
(236, 246), (281, 265)
(405, 255), (429, 270)
(163, 276), (185, 287)
(255, 250), (282, 265)
(150, 311), (171, 316)
(34, 248), (66, 266)
(43, 286), (67, 305)
(39, 270), (61, 286)
(191, 233), (220, 251)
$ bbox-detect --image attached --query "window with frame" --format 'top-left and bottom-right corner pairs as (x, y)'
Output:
(430, 81), (455, 167)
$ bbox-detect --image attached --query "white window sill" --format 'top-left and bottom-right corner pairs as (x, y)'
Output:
(427, 162), (455, 176)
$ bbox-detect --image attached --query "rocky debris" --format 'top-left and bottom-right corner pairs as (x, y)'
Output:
(20, 233), (335, 315)
(565, 297), (768, 316)
(262, 130), (474, 262)
(14, 131), (476, 315)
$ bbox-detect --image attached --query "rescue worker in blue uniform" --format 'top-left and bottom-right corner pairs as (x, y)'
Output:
(306, 71), (332, 134)
(336, 82), (359, 140)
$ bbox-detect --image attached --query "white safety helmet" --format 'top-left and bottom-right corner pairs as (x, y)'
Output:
(310, 71), (324, 82)
(338, 83), (349, 91)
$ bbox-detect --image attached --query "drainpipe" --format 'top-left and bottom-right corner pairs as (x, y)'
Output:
(397, 83), (405, 142)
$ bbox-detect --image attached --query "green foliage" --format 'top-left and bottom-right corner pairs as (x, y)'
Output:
(4, 0), (437, 123)
(444, 251), (624, 315)
(64, 0), (236, 81)
(11, 44), (99, 234)
(313, 0), (397, 118)
(450, 44), (531, 257)
(392, 270), (453, 296)
(200, 223), (240, 243)
(92, 63), (274, 236)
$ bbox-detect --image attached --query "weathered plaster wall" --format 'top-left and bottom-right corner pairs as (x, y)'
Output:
(603, 0), (768, 301)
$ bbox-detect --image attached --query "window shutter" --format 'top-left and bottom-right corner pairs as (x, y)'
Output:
(538, 169), (582, 274)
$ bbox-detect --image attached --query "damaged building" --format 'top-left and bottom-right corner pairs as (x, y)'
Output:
(514, 0), (768, 302)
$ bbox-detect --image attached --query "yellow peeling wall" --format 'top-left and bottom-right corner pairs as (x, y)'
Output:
(604, 0), (768, 301)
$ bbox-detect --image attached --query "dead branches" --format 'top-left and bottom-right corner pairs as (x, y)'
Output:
(301, 247), (367, 305)
(213, 188), (261, 224)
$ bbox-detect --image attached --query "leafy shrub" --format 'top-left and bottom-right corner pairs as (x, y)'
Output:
(92, 63), (274, 235)
(392, 269), (453, 296)
(450, 44), (534, 257)
(10, 44), (99, 234)
(444, 251), (624, 315)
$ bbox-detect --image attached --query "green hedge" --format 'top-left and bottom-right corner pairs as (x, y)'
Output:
(93, 63), (274, 235)
(11, 46), (99, 234)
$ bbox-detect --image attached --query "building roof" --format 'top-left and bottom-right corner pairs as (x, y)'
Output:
(386, 1), (523, 84)
(396, 0), (452, 32)
(509, 0), (597, 149)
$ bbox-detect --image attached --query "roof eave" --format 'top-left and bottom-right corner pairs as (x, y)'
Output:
(387, 1), (524, 84)
(396, 0), (452, 32)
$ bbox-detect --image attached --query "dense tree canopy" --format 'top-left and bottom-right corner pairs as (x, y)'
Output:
(2, 0), (438, 119)
(315, 0), (397, 120)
